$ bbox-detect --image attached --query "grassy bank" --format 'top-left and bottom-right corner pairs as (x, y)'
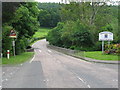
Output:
(2, 52), (34, 65)
(84, 51), (118, 61)
(31, 27), (52, 45)
(33, 27), (52, 38)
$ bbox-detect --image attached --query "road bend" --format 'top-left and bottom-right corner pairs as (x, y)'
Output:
(2, 39), (118, 88)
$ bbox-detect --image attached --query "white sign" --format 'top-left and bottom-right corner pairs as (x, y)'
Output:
(99, 31), (113, 41)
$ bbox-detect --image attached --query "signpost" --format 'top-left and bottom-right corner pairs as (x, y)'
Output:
(9, 29), (17, 56)
(99, 31), (113, 53)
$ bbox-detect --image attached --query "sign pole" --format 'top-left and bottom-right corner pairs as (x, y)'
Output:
(102, 41), (104, 53)
(13, 39), (15, 56)
(108, 41), (110, 46)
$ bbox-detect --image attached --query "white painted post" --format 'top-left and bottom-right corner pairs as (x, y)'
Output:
(102, 41), (104, 53)
(7, 50), (10, 59)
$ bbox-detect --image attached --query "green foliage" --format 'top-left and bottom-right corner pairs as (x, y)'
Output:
(2, 25), (13, 57)
(38, 3), (61, 27)
(2, 2), (24, 23)
(47, 20), (94, 50)
(2, 2), (40, 56)
(47, 22), (64, 46)
(48, 2), (119, 51)
(12, 2), (40, 39)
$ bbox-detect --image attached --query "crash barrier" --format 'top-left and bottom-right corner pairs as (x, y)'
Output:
(47, 44), (85, 59)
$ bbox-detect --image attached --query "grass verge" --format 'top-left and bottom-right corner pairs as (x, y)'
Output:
(83, 51), (119, 61)
(2, 52), (34, 65)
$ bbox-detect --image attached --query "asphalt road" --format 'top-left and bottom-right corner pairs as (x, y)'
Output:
(2, 39), (118, 88)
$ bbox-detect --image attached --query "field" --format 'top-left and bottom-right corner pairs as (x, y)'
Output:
(2, 52), (34, 65)
(31, 27), (52, 44)
(33, 27), (52, 38)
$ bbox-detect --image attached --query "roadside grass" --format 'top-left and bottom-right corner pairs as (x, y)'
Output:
(82, 51), (119, 61)
(2, 52), (34, 65)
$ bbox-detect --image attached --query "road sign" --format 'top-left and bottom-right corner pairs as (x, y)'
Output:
(9, 29), (17, 38)
(99, 31), (113, 53)
(99, 31), (113, 41)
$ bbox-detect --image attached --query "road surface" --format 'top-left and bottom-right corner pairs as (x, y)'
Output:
(2, 39), (118, 88)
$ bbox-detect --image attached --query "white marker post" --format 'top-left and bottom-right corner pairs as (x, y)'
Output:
(7, 50), (10, 59)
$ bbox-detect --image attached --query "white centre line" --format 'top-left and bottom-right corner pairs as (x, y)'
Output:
(39, 50), (42, 53)
(76, 76), (91, 88)
(5, 79), (8, 81)
(77, 77), (84, 82)
(48, 49), (52, 53)
(87, 85), (91, 88)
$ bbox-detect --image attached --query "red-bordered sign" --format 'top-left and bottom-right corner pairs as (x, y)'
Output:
(9, 29), (17, 38)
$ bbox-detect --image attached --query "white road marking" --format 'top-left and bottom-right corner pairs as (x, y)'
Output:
(76, 75), (91, 88)
(43, 79), (49, 82)
(48, 49), (52, 53)
(87, 85), (91, 88)
(29, 55), (35, 63)
(77, 76), (84, 82)
(5, 79), (8, 81)
(10, 73), (13, 75)
(113, 79), (118, 82)
(39, 50), (42, 53)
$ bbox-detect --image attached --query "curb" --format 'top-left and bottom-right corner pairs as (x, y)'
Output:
(69, 54), (119, 64)
(47, 44), (119, 64)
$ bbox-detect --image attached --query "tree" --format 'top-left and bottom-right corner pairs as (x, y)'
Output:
(38, 3), (61, 27)
(2, 2), (40, 56)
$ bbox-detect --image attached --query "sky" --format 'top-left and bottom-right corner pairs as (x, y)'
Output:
(35, 0), (119, 5)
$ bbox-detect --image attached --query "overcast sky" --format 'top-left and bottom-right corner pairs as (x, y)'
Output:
(35, 0), (119, 5)
(35, 0), (119, 2)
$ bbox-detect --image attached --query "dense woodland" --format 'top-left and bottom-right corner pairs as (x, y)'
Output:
(2, 2), (119, 56)
(47, 2), (119, 51)
(38, 3), (61, 27)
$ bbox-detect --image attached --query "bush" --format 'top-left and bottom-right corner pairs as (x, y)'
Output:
(105, 43), (120, 54)
(46, 22), (64, 46)
(47, 20), (95, 50)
